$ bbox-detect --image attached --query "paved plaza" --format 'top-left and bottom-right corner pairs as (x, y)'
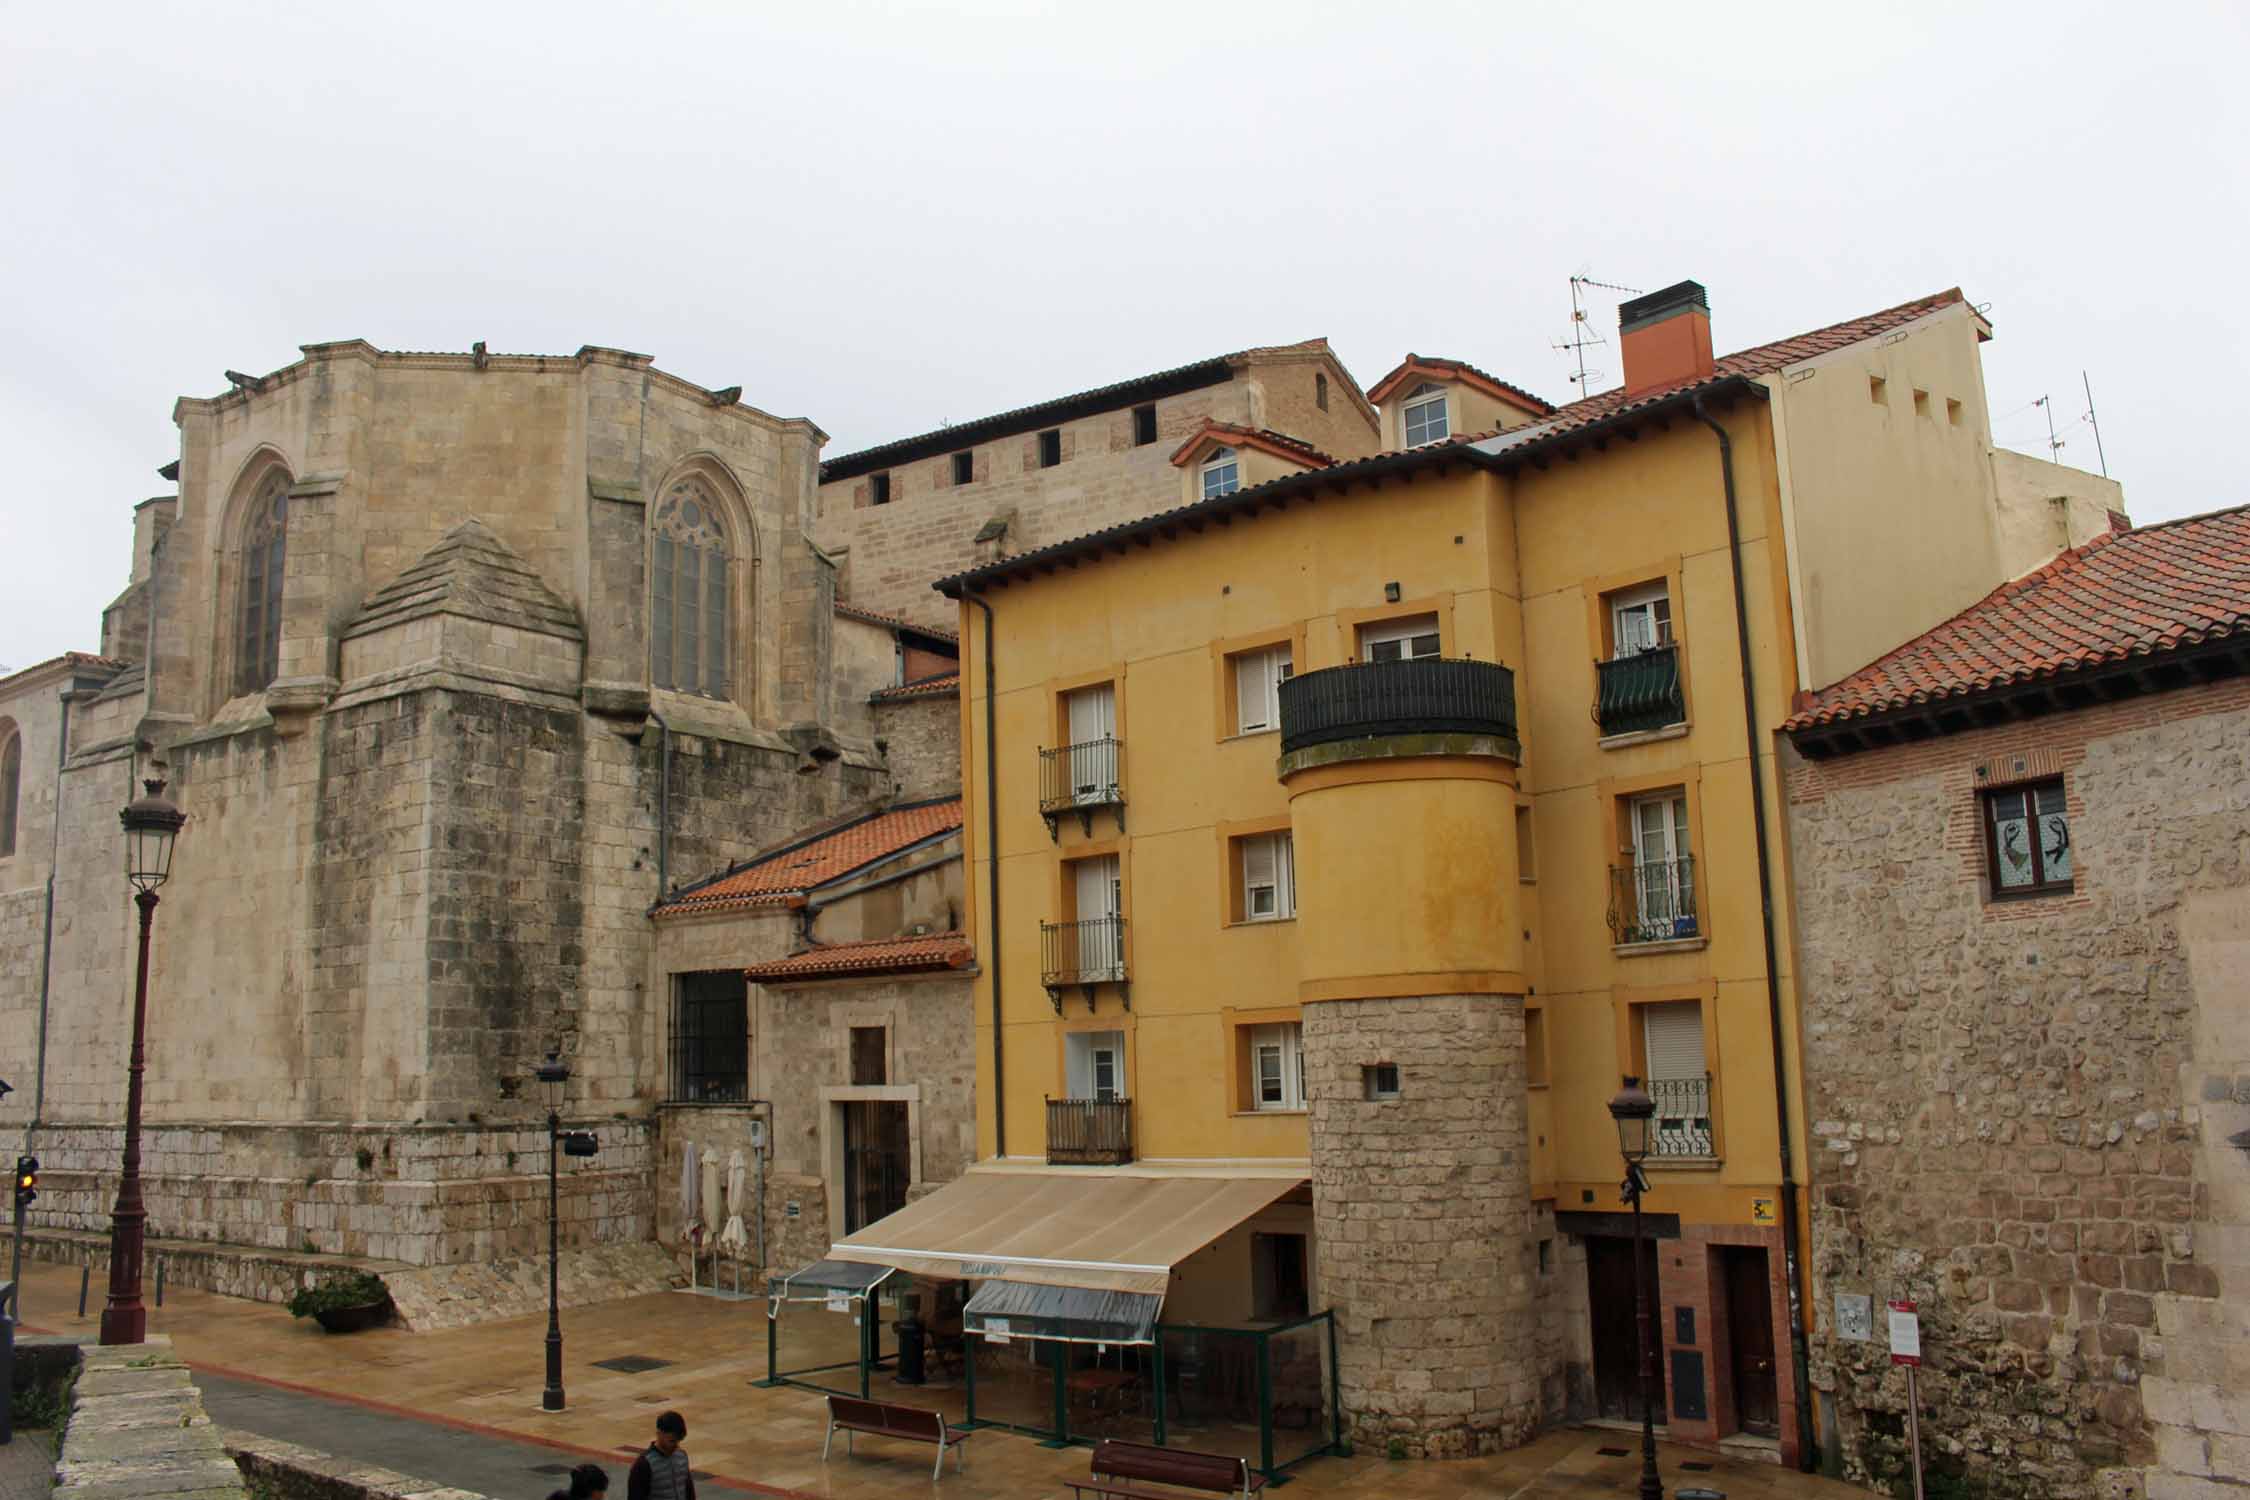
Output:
(11, 1259), (1876, 1499)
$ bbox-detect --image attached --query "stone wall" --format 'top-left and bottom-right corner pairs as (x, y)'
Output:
(1784, 679), (2250, 1498)
(1303, 993), (1543, 1456)
(875, 689), (961, 802)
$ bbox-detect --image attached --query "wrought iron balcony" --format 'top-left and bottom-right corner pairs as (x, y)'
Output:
(1278, 657), (1518, 757)
(1038, 736), (1125, 837)
(1650, 1074), (1715, 1158)
(1040, 914), (1128, 1010)
(1608, 856), (1700, 946)
(1595, 644), (1685, 737)
(1046, 1097), (1134, 1165)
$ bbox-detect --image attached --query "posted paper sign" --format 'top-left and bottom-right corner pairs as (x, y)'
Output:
(825, 1290), (850, 1313)
(1888, 1300), (1921, 1366)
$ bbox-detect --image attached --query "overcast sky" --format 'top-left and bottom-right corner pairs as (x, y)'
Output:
(3, 1), (2244, 668)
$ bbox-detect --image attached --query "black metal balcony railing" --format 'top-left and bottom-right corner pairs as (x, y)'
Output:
(1047, 1097), (1134, 1165)
(1595, 643), (1685, 737)
(1278, 657), (1518, 756)
(1608, 855), (1700, 945)
(1650, 1074), (1715, 1157)
(1038, 736), (1125, 836)
(1041, 914), (1128, 989)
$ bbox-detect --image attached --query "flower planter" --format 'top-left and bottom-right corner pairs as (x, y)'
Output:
(311, 1299), (390, 1333)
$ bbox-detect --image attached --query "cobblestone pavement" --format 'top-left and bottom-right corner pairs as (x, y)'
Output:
(0, 1426), (55, 1500)
(17, 1260), (1871, 1499)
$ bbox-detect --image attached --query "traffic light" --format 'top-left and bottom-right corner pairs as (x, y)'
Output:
(13, 1156), (36, 1208)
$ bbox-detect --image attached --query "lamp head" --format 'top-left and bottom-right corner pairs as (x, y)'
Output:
(535, 1048), (569, 1107)
(1609, 1075), (1656, 1164)
(120, 778), (187, 894)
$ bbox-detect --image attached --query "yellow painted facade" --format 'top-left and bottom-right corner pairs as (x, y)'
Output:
(953, 393), (1807, 1221)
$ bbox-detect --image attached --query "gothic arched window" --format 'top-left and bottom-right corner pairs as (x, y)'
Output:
(0, 729), (19, 858)
(236, 474), (288, 695)
(651, 478), (732, 698)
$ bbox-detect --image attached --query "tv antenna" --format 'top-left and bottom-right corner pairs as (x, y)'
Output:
(2081, 372), (2108, 477)
(2033, 395), (2065, 462)
(1552, 275), (1642, 395)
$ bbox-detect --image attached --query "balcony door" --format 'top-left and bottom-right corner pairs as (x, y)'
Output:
(1065, 1029), (1126, 1101)
(1065, 684), (1116, 804)
(1359, 614), (1440, 662)
(1074, 854), (1123, 980)
(1631, 793), (1692, 937)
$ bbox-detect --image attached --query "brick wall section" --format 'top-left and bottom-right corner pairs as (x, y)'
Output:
(1784, 677), (2250, 1498)
(1303, 994), (1543, 1456)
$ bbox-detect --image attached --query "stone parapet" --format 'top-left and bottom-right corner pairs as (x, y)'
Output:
(56, 1337), (248, 1500)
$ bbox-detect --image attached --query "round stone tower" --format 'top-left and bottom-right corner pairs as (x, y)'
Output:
(1277, 657), (1540, 1457)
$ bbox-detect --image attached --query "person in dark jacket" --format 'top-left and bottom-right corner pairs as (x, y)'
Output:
(545, 1463), (609, 1500)
(626, 1412), (694, 1500)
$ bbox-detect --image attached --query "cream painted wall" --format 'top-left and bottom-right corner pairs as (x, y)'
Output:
(1990, 448), (2126, 579)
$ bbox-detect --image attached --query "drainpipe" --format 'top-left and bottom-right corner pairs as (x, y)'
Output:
(961, 589), (1004, 1160)
(1693, 393), (1815, 1472)
(648, 707), (672, 897)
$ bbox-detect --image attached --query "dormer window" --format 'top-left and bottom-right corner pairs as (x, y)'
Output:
(1402, 383), (1449, 447)
(1201, 446), (1240, 500)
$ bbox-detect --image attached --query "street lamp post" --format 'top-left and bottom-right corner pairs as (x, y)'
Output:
(101, 779), (185, 1347)
(1609, 1075), (1664, 1500)
(537, 1050), (599, 1412)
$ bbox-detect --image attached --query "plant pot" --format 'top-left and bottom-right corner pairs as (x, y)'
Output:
(312, 1299), (390, 1333)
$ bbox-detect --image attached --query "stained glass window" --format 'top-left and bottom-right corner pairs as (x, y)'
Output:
(235, 474), (288, 695)
(1984, 778), (2072, 895)
(651, 479), (731, 699)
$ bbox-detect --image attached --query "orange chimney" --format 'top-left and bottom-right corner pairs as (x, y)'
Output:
(1618, 280), (1714, 396)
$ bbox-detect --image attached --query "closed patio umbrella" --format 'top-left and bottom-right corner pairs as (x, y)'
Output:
(680, 1139), (699, 1236)
(700, 1140), (724, 1248)
(717, 1147), (749, 1256)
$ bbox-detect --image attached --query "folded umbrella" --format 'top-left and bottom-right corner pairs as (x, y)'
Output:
(717, 1147), (749, 1256)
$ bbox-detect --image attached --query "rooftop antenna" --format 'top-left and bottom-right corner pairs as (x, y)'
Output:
(2081, 372), (2108, 477)
(1552, 274), (1642, 394)
(2034, 395), (2065, 462)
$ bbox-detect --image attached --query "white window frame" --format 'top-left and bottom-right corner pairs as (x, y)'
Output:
(1201, 446), (1241, 500)
(1065, 1029), (1127, 1102)
(1402, 383), (1450, 447)
(1250, 1021), (1306, 1111)
(1064, 684), (1118, 805)
(1360, 614), (1441, 663)
(1629, 792), (1694, 940)
(1241, 831), (1296, 922)
(1073, 854), (1124, 980)
(1610, 581), (1674, 659)
(1233, 644), (1293, 734)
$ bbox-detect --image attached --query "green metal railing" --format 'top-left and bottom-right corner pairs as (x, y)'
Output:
(1595, 644), (1684, 736)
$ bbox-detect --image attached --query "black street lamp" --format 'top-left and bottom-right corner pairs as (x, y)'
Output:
(537, 1050), (599, 1412)
(1609, 1075), (1664, 1500)
(101, 778), (185, 1346)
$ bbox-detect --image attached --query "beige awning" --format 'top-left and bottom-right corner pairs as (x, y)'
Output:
(826, 1171), (1302, 1295)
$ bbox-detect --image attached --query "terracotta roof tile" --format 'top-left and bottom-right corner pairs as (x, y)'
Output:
(835, 601), (959, 642)
(1168, 421), (1334, 471)
(1786, 505), (2250, 732)
(744, 931), (972, 981)
(1367, 355), (1556, 416)
(872, 672), (961, 703)
(653, 797), (963, 917)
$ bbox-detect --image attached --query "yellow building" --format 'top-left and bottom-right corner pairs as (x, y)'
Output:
(804, 281), (2122, 1470)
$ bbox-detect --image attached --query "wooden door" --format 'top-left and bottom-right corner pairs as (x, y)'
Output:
(1587, 1236), (1665, 1421)
(842, 1101), (910, 1234)
(1723, 1246), (1780, 1436)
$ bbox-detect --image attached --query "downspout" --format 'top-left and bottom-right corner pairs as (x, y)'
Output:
(648, 707), (672, 897)
(961, 589), (1004, 1160)
(1693, 393), (1815, 1471)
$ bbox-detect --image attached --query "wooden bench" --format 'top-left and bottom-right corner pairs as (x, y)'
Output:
(1068, 1439), (1267, 1500)
(822, 1393), (973, 1481)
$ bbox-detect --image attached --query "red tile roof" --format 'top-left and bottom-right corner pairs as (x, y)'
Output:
(1461, 288), (1972, 446)
(744, 931), (972, 982)
(1786, 505), (2250, 733)
(653, 797), (964, 917)
(1367, 355), (1555, 417)
(835, 601), (959, 643)
(1167, 421), (1334, 471)
(872, 672), (961, 703)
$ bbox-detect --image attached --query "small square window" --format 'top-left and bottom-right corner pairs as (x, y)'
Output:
(850, 1026), (887, 1086)
(951, 450), (974, 486)
(1537, 1239), (1553, 1276)
(1946, 398), (1963, 426)
(1038, 429), (1061, 468)
(1132, 404), (1158, 446)
(1201, 446), (1240, 500)
(1363, 1063), (1400, 1100)
(1402, 383), (1449, 446)
(1869, 375), (1887, 404)
(869, 473), (891, 506)
(1984, 777), (2073, 897)
(1913, 388), (1931, 417)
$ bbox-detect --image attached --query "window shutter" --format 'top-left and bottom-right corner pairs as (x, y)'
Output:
(1237, 653), (1267, 732)
(1643, 1001), (1706, 1081)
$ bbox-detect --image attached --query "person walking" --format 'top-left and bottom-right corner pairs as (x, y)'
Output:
(627, 1412), (695, 1500)
(546, 1464), (609, 1500)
